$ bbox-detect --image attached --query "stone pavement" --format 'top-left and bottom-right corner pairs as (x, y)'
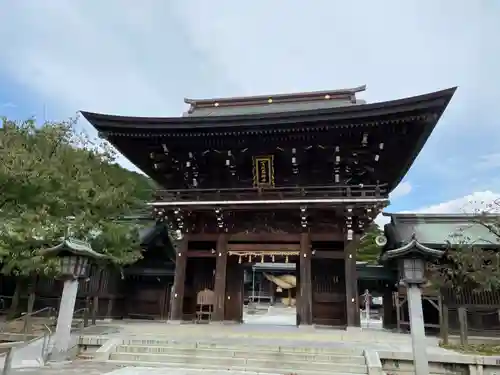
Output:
(7, 361), (124, 375)
(243, 305), (296, 325)
(10, 362), (280, 374)
(82, 318), (456, 357)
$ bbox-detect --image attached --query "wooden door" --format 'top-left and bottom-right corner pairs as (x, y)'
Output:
(127, 279), (170, 320)
(311, 259), (346, 326)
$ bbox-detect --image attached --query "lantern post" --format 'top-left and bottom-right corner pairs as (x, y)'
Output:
(380, 234), (444, 375)
(40, 238), (106, 358)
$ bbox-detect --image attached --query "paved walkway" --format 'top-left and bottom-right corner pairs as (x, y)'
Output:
(11, 362), (279, 374)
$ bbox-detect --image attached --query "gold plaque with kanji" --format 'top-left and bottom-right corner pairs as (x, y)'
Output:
(253, 155), (275, 187)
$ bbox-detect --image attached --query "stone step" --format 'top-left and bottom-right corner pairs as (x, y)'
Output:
(109, 352), (368, 374)
(106, 359), (367, 375)
(118, 338), (364, 355)
(115, 344), (366, 365)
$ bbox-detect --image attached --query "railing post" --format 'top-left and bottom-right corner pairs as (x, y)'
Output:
(83, 297), (90, 327)
(2, 347), (13, 375)
(458, 306), (468, 345)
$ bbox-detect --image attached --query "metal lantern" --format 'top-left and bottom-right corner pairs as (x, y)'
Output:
(59, 254), (90, 278)
(39, 237), (107, 279)
(380, 233), (445, 286)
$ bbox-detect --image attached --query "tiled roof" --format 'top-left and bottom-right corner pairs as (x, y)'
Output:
(383, 213), (500, 247)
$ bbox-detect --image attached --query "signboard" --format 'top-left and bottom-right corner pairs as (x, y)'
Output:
(253, 155), (275, 187)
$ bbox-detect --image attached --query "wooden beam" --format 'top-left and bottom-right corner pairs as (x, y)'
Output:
(170, 236), (188, 321)
(311, 233), (344, 242)
(186, 232), (343, 242)
(187, 251), (216, 258)
(227, 243), (300, 252)
(213, 234), (228, 321)
(299, 233), (312, 326)
(312, 251), (344, 259)
(232, 233), (300, 242)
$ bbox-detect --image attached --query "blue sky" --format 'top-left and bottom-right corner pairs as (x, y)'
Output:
(1, 1), (499, 225)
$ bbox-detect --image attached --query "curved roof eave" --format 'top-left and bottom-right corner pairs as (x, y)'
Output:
(81, 87), (457, 131)
(380, 237), (445, 263)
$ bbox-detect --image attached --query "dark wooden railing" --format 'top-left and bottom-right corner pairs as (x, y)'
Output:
(154, 183), (388, 202)
(441, 287), (500, 308)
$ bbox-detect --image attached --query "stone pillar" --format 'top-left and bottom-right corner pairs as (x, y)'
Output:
(299, 232), (312, 325)
(170, 236), (188, 322)
(53, 278), (79, 356)
(344, 235), (360, 327)
(213, 234), (228, 321)
(407, 284), (429, 375)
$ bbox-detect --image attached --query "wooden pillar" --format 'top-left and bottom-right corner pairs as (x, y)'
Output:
(458, 306), (468, 345)
(439, 295), (449, 345)
(299, 232), (312, 325)
(396, 293), (402, 332)
(269, 277), (275, 305)
(170, 236), (189, 321)
(344, 235), (360, 327)
(383, 288), (394, 329)
(224, 257), (244, 322)
(91, 296), (98, 324)
(106, 298), (114, 319)
(213, 234), (228, 321)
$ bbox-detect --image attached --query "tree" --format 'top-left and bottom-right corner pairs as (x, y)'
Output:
(0, 116), (153, 313)
(428, 202), (500, 293)
(356, 223), (384, 264)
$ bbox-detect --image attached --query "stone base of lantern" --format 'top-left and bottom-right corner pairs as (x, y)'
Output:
(407, 283), (429, 375)
(51, 278), (79, 359)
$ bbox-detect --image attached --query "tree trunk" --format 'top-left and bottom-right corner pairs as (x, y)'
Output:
(7, 279), (23, 320)
(23, 277), (37, 339)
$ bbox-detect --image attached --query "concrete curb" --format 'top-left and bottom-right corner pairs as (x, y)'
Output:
(94, 338), (121, 361)
(364, 349), (384, 375)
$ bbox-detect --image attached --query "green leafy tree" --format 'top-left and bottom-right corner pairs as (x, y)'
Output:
(356, 223), (384, 264)
(0, 116), (153, 313)
(428, 203), (500, 292)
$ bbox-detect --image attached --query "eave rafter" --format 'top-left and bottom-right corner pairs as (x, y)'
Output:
(151, 200), (386, 236)
(100, 114), (430, 138)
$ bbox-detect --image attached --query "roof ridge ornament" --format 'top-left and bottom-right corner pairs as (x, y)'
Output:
(184, 85), (367, 106)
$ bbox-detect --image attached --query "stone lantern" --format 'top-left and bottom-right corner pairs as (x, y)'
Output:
(40, 238), (107, 359)
(380, 234), (444, 375)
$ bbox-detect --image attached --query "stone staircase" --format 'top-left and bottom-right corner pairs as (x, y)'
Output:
(103, 338), (370, 374)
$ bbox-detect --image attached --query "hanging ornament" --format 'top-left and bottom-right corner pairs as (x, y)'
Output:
(272, 255), (275, 262)
(238, 255), (242, 264)
(285, 255), (289, 263)
(249, 255), (252, 262)
(260, 255), (264, 263)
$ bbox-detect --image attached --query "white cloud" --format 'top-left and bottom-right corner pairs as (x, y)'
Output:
(0, 1), (236, 119)
(375, 191), (500, 227)
(374, 215), (391, 228)
(475, 153), (500, 170)
(0, 1), (498, 129)
(390, 181), (412, 200)
(409, 191), (500, 214)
